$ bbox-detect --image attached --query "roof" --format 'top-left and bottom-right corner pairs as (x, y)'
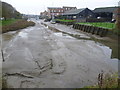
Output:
(63, 6), (76, 8)
(93, 6), (119, 13)
(47, 7), (63, 9)
(63, 8), (86, 15)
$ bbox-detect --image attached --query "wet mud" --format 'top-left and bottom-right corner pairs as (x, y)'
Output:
(2, 19), (119, 88)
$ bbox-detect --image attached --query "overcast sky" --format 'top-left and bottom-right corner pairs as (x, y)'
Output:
(2, 0), (120, 15)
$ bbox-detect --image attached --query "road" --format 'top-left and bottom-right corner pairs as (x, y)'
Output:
(2, 19), (118, 88)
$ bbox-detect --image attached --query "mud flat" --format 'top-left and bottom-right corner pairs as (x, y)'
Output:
(2, 20), (119, 88)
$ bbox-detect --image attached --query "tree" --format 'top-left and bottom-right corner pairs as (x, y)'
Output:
(2, 1), (22, 20)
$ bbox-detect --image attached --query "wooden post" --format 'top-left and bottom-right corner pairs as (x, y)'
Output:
(1, 50), (5, 62)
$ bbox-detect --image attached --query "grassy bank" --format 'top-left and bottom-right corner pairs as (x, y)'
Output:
(1, 19), (35, 33)
(77, 22), (120, 35)
(77, 22), (115, 29)
(0, 19), (20, 26)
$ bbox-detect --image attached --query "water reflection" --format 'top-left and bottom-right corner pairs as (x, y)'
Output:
(94, 38), (119, 60)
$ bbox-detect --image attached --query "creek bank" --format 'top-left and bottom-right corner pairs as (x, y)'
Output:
(2, 19), (35, 33)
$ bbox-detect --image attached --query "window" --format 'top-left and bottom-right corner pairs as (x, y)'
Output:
(59, 10), (60, 12)
(51, 10), (53, 13)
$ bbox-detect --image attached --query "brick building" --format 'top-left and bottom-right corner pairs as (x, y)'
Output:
(63, 6), (77, 11)
(47, 7), (64, 18)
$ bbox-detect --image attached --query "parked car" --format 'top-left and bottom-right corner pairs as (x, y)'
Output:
(44, 19), (48, 22)
(111, 19), (116, 23)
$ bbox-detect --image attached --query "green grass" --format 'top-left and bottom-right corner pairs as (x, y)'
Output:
(56, 19), (75, 22)
(77, 22), (115, 29)
(0, 19), (20, 26)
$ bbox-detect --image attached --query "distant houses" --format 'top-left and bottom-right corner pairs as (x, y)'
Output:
(63, 8), (95, 22)
(40, 6), (77, 19)
(40, 6), (119, 22)
(93, 7), (119, 22)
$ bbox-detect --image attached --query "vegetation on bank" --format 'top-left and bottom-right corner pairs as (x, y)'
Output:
(114, 8), (120, 35)
(1, 19), (35, 33)
(0, 19), (20, 26)
(2, 77), (8, 88)
(0, 1), (35, 33)
(77, 22), (115, 29)
(55, 19), (76, 22)
(84, 73), (119, 89)
(74, 73), (119, 89)
(114, 22), (120, 35)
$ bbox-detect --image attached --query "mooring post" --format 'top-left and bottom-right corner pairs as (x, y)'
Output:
(1, 49), (5, 62)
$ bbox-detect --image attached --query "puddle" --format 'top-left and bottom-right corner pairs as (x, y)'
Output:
(2, 31), (19, 41)
(92, 37), (119, 60)
(96, 42), (119, 70)
(54, 32), (75, 39)
(2, 34), (13, 41)
(18, 32), (28, 38)
(80, 34), (90, 39)
(96, 42), (112, 58)
(53, 31), (91, 40)
(24, 27), (34, 32)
